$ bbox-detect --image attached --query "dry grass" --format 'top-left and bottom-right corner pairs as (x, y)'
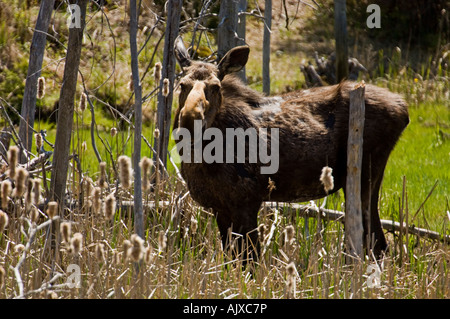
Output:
(0, 155), (448, 299)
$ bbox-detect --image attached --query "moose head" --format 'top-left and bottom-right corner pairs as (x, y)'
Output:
(174, 37), (250, 135)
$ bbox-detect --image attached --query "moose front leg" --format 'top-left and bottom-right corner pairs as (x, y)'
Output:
(215, 204), (261, 264)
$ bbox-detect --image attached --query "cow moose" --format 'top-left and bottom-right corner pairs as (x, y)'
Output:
(172, 37), (409, 262)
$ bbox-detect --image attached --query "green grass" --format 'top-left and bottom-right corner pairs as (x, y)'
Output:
(381, 102), (450, 232)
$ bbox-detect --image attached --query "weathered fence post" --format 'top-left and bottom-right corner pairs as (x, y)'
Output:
(262, 0), (272, 95)
(345, 81), (365, 261)
(18, 0), (55, 163)
(334, 0), (348, 82)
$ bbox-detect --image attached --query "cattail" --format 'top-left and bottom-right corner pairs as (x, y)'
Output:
(95, 243), (105, 262)
(286, 262), (296, 298)
(129, 234), (144, 262)
(154, 62), (162, 85)
(1, 180), (12, 210)
(162, 78), (170, 97)
(0, 266), (5, 288)
(98, 162), (108, 188)
(158, 230), (167, 254)
(139, 156), (153, 192)
(92, 187), (102, 215)
(46, 201), (58, 219)
(30, 207), (39, 224)
(79, 92), (87, 112)
(128, 73), (134, 92)
(284, 225), (295, 245)
(14, 244), (25, 255)
(60, 222), (71, 244)
(118, 155), (132, 189)
(35, 133), (43, 152)
(83, 177), (93, 200)
(123, 239), (132, 260)
(7, 146), (18, 180)
(104, 192), (116, 220)
(144, 246), (153, 264)
(12, 167), (28, 198)
(70, 232), (83, 255)
(33, 179), (41, 207)
(153, 128), (160, 139)
(110, 127), (117, 137)
(320, 166), (334, 194)
(25, 179), (34, 211)
(0, 210), (8, 233)
(190, 216), (198, 234)
(37, 76), (46, 99)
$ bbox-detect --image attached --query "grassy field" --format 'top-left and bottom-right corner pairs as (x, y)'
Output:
(0, 0), (449, 299)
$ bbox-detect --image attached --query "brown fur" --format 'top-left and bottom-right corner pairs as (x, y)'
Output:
(173, 41), (409, 261)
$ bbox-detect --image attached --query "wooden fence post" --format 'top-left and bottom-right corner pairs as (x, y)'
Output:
(345, 81), (365, 261)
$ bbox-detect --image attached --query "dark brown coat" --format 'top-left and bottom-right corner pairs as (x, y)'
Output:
(173, 38), (409, 260)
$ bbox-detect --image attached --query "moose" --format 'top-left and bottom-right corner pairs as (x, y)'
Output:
(172, 37), (409, 262)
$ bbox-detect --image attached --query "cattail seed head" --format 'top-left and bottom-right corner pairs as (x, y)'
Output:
(320, 166), (334, 194)
(1, 180), (12, 210)
(104, 192), (116, 220)
(139, 156), (153, 192)
(92, 186), (102, 215)
(110, 127), (117, 137)
(285, 225), (295, 244)
(30, 207), (39, 224)
(12, 167), (28, 198)
(79, 92), (87, 112)
(128, 73), (134, 92)
(7, 146), (19, 180)
(118, 155), (132, 189)
(129, 234), (145, 262)
(14, 244), (25, 254)
(35, 133), (43, 152)
(286, 262), (296, 298)
(33, 179), (40, 207)
(144, 246), (153, 264)
(46, 201), (58, 219)
(162, 78), (170, 97)
(0, 210), (8, 233)
(154, 62), (162, 85)
(123, 239), (132, 260)
(60, 222), (71, 244)
(70, 232), (83, 255)
(158, 230), (167, 253)
(25, 179), (34, 211)
(153, 128), (160, 139)
(98, 162), (108, 188)
(37, 76), (46, 99)
(0, 266), (5, 288)
(190, 217), (198, 234)
(95, 243), (105, 262)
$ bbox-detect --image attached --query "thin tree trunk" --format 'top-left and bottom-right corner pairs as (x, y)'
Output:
(217, 0), (239, 60)
(345, 82), (365, 261)
(50, 0), (87, 204)
(236, 0), (247, 82)
(129, 0), (144, 239)
(154, 0), (182, 169)
(18, 0), (55, 163)
(334, 0), (348, 82)
(262, 0), (272, 95)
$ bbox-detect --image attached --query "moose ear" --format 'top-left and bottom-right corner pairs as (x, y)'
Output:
(174, 36), (191, 68)
(217, 45), (250, 80)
